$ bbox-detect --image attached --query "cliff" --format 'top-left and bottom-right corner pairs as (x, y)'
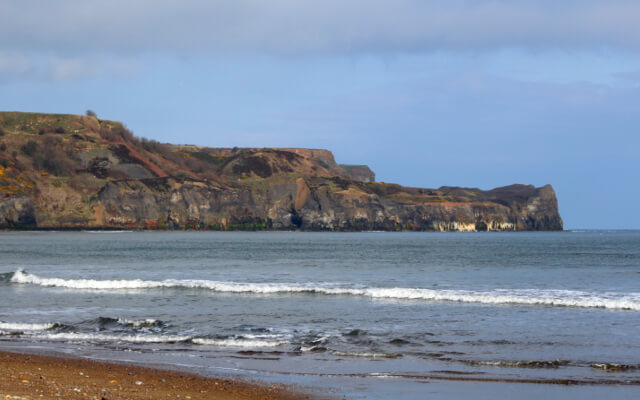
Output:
(0, 112), (562, 231)
(338, 165), (375, 182)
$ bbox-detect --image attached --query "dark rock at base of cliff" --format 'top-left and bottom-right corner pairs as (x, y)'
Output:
(0, 196), (36, 228)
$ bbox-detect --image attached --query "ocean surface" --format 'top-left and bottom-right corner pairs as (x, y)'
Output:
(1, 231), (639, 399)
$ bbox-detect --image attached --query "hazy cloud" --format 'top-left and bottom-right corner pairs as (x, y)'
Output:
(615, 69), (640, 82)
(0, 51), (143, 82)
(1, 0), (640, 56)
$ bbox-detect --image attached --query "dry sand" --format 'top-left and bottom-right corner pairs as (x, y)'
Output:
(0, 350), (317, 400)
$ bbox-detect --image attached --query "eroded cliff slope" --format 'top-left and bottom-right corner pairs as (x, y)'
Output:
(0, 112), (562, 231)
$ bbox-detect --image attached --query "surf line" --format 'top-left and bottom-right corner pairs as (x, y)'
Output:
(9, 270), (640, 311)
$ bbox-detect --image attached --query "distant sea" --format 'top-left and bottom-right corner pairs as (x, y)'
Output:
(1, 231), (639, 399)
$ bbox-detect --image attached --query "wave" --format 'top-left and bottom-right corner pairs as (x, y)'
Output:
(79, 317), (166, 332)
(10, 331), (286, 348)
(115, 318), (164, 329)
(83, 230), (133, 233)
(9, 270), (640, 311)
(0, 272), (15, 283)
(117, 318), (164, 328)
(331, 351), (402, 359)
(31, 332), (192, 344)
(464, 359), (570, 368)
(0, 316), (287, 348)
(592, 363), (640, 371)
(192, 338), (286, 347)
(0, 322), (57, 331)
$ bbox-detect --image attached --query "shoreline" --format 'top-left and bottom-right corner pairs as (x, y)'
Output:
(0, 350), (317, 400)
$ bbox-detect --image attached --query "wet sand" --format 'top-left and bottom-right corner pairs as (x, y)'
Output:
(0, 350), (316, 400)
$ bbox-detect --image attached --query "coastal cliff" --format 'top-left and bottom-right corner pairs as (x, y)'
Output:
(0, 112), (562, 231)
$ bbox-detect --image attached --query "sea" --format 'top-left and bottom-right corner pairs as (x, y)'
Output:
(1, 231), (639, 399)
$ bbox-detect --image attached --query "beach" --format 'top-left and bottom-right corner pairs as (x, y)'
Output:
(0, 350), (312, 400)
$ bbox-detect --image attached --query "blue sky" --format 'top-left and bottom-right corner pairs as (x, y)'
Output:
(1, 1), (639, 228)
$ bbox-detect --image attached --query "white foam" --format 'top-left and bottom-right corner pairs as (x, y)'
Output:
(0, 322), (56, 331)
(83, 230), (133, 233)
(26, 332), (285, 348)
(116, 318), (162, 327)
(192, 338), (286, 347)
(11, 270), (640, 311)
(31, 332), (192, 343)
(240, 333), (289, 340)
(11, 270), (171, 290)
(331, 351), (401, 358)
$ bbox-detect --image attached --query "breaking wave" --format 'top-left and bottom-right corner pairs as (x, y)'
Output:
(31, 332), (192, 344)
(9, 270), (640, 311)
(331, 351), (402, 359)
(464, 359), (570, 368)
(192, 338), (287, 347)
(30, 333), (286, 348)
(0, 322), (58, 331)
(592, 363), (640, 371)
(117, 318), (163, 328)
(0, 315), (288, 348)
(2, 327), (287, 349)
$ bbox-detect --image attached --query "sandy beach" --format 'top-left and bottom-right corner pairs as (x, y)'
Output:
(0, 350), (315, 400)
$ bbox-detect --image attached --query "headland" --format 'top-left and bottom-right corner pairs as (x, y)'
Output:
(0, 112), (562, 231)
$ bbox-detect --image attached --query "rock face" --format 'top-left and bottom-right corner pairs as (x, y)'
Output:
(339, 165), (375, 182)
(92, 178), (562, 231)
(0, 112), (563, 231)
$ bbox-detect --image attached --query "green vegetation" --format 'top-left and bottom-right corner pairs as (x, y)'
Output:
(183, 151), (230, 166)
(0, 112), (89, 135)
(387, 195), (451, 203)
(50, 176), (71, 187)
(307, 176), (353, 193)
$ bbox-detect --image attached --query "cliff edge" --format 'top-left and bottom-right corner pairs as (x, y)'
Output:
(0, 112), (562, 231)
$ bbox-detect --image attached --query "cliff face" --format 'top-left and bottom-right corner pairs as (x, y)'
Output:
(339, 165), (375, 182)
(0, 112), (563, 231)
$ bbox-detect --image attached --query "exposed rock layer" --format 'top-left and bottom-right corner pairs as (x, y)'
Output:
(0, 112), (562, 231)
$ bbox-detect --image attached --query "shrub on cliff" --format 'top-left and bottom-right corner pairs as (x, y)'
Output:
(140, 138), (170, 155)
(99, 123), (136, 143)
(30, 136), (75, 176)
(21, 140), (38, 156)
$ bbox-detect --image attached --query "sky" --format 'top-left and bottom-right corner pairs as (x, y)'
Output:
(1, 0), (639, 229)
